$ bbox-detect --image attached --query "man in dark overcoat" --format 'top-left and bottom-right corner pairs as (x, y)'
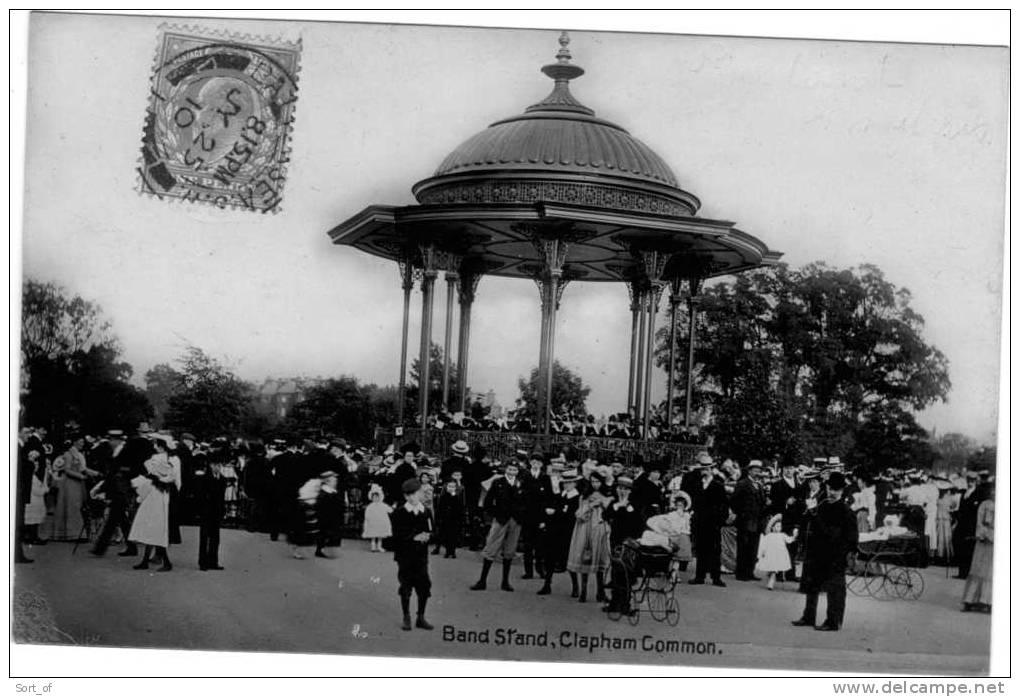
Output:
(520, 451), (555, 579)
(630, 460), (666, 522)
(953, 471), (985, 578)
(390, 478), (435, 631)
(90, 429), (150, 556)
(689, 458), (729, 587)
(731, 460), (767, 581)
(792, 472), (858, 631)
(537, 469), (581, 596)
(195, 452), (227, 570)
(769, 460), (804, 581)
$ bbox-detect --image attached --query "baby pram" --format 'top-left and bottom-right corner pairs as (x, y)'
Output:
(606, 539), (684, 626)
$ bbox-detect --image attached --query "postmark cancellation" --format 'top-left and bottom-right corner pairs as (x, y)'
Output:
(138, 27), (301, 213)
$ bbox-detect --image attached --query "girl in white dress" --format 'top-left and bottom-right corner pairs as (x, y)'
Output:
(362, 485), (393, 552)
(757, 514), (798, 590)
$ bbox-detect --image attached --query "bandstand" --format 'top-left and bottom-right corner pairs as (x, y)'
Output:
(328, 32), (781, 466)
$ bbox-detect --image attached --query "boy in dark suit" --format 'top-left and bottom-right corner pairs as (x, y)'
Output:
(196, 452), (227, 570)
(434, 478), (466, 558)
(390, 478), (434, 631)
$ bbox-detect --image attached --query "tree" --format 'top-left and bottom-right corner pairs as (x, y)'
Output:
(19, 279), (152, 436)
(283, 377), (395, 443)
(408, 342), (461, 418)
(516, 360), (591, 420)
(710, 355), (805, 464)
(845, 402), (936, 474)
(21, 280), (117, 367)
(144, 363), (185, 428)
(655, 263), (951, 464)
(163, 346), (258, 439)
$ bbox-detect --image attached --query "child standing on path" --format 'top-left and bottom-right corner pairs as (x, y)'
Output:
(758, 513), (798, 590)
(362, 484), (392, 552)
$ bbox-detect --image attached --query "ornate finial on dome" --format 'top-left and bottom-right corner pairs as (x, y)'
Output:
(556, 31), (572, 62)
(542, 30), (584, 83)
(527, 30), (594, 115)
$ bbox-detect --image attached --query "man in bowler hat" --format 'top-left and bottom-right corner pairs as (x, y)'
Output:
(793, 471), (858, 631)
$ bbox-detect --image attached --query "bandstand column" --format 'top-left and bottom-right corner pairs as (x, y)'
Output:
(417, 246), (440, 431)
(626, 281), (643, 413)
(633, 288), (647, 418)
(456, 271), (480, 413)
(635, 250), (669, 438)
(685, 277), (703, 428)
(441, 259), (459, 411)
(396, 260), (418, 427)
(531, 233), (570, 436)
(665, 276), (683, 431)
(642, 282), (665, 438)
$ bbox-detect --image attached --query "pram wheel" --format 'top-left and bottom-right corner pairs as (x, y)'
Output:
(665, 596), (680, 627)
(647, 589), (668, 622)
(888, 567), (924, 600)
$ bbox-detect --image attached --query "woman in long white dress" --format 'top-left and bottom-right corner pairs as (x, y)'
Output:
(129, 435), (177, 571)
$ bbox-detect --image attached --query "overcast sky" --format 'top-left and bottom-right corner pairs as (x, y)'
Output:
(18, 12), (1007, 444)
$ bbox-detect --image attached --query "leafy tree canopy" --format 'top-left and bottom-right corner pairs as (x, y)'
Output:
(516, 360), (591, 421)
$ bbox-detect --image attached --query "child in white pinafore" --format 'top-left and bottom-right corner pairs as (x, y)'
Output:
(757, 514), (798, 590)
(362, 485), (393, 552)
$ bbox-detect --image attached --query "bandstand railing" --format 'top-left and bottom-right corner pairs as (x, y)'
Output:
(374, 427), (706, 471)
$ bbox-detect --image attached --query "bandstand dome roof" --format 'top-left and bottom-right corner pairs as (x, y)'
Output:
(329, 32), (782, 282)
(411, 35), (699, 218)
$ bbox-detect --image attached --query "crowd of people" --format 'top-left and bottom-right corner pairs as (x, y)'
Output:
(426, 407), (711, 444)
(14, 425), (995, 631)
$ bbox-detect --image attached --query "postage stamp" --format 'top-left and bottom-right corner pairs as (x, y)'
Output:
(138, 28), (301, 213)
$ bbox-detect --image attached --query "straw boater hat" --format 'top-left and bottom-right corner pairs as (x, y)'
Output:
(560, 469), (580, 483)
(615, 475), (633, 488)
(451, 440), (470, 455)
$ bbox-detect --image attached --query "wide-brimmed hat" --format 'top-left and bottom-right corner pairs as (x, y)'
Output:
(148, 432), (176, 449)
(401, 478), (422, 495)
(746, 459), (764, 471)
(674, 491), (692, 510)
(400, 441), (420, 455)
(766, 513), (784, 531)
(615, 475), (634, 488)
(697, 452), (713, 467)
(451, 440), (470, 454)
